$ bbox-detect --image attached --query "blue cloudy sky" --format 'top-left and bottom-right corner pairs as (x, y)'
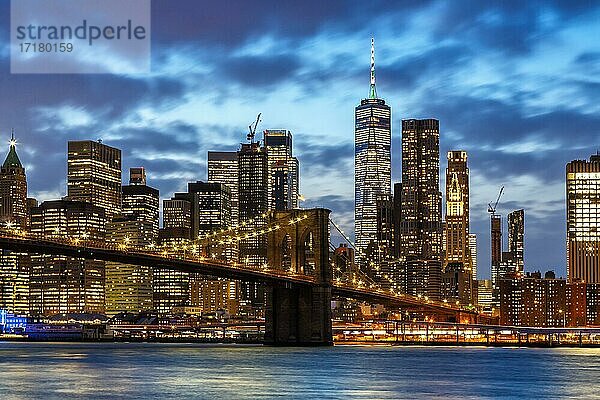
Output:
(0, 0), (599, 279)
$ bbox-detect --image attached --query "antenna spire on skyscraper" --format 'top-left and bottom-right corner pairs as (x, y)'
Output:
(369, 37), (377, 99)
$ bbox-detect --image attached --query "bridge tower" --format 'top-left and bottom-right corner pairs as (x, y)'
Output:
(264, 208), (332, 345)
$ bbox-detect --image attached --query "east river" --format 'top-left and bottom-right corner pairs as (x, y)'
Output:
(1, 342), (599, 399)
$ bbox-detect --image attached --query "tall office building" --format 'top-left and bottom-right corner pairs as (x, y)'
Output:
(105, 218), (154, 316)
(122, 167), (159, 241)
(443, 151), (473, 304)
(238, 141), (269, 311)
(186, 181), (232, 241)
(263, 129), (299, 211)
(154, 197), (192, 315)
(444, 151), (470, 268)
(208, 151), (239, 226)
(567, 154), (600, 283)
(105, 168), (159, 316)
(490, 214), (502, 305)
(400, 118), (442, 300)
(355, 38), (392, 266)
(469, 233), (478, 280)
(0, 131), (30, 315)
(238, 142), (268, 266)
(0, 131), (28, 229)
(507, 209), (524, 274)
(186, 181), (232, 260)
(29, 200), (106, 316)
(67, 140), (122, 220)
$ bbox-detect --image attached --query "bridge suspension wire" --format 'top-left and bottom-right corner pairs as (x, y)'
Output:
(329, 218), (365, 258)
(197, 212), (310, 244)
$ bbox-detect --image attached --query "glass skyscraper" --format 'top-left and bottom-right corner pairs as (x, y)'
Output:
(567, 153), (600, 283)
(67, 140), (122, 221)
(400, 118), (442, 300)
(263, 129), (299, 211)
(354, 38), (391, 266)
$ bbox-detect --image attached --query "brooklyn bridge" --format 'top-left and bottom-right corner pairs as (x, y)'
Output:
(0, 208), (485, 345)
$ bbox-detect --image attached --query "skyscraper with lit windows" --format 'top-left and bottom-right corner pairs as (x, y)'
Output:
(263, 129), (299, 211)
(354, 38), (391, 266)
(444, 151), (470, 268)
(0, 131), (30, 315)
(400, 118), (442, 300)
(67, 140), (122, 221)
(443, 151), (473, 304)
(29, 200), (106, 316)
(567, 153), (600, 283)
(208, 151), (239, 226)
(122, 167), (159, 241)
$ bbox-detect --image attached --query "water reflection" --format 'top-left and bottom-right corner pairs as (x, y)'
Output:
(1, 343), (599, 399)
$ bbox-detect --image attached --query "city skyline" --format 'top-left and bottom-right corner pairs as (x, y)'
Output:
(1, 1), (600, 278)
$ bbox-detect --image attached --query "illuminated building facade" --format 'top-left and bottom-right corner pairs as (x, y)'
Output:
(507, 209), (524, 274)
(263, 129), (299, 211)
(122, 167), (159, 241)
(208, 151), (239, 226)
(189, 278), (239, 316)
(0, 131), (28, 229)
(566, 154), (600, 283)
(354, 39), (391, 267)
(490, 215), (502, 306)
(29, 200), (106, 316)
(238, 142), (268, 266)
(0, 132), (30, 315)
(67, 140), (122, 221)
(500, 271), (566, 327)
(154, 198), (192, 315)
(443, 151), (473, 304)
(444, 151), (470, 268)
(469, 233), (478, 280)
(105, 218), (154, 316)
(238, 142), (268, 310)
(400, 118), (442, 300)
(186, 181), (232, 244)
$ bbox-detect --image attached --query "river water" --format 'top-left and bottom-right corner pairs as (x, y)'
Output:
(1, 342), (599, 399)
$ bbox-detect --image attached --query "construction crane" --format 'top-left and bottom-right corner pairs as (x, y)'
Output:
(246, 113), (262, 144)
(488, 186), (504, 215)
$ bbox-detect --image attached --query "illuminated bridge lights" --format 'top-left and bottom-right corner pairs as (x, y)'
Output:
(0, 227), (472, 314)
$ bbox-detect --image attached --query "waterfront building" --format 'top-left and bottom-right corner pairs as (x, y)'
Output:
(154, 197), (192, 315)
(189, 278), (239, 316)
(499, 271), (566, 327)
(105, 218), (154, 316)
(29, 200), (106, 316)
(67, 140), (122, 221)
(566, 153), (600, 283)
(263, 129), (299, 211)
(355, 38), (391, 267)
(400, 118), (442, 300)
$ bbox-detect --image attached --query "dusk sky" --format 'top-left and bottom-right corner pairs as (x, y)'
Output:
(1, 0), (599, 279)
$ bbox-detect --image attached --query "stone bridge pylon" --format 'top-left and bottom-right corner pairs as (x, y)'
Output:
(264, 208), (332, 345)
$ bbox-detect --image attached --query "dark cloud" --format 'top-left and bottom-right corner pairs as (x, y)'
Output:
(296, 141), (354, 174)
(382, 45), (472, 90)
(221, 54), (302, 87)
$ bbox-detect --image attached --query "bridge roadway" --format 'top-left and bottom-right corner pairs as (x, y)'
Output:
(0, 231), (470, 316)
